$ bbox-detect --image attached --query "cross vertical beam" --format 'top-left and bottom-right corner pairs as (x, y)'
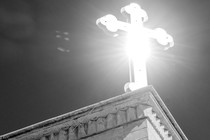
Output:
(122, 3), (150, 91)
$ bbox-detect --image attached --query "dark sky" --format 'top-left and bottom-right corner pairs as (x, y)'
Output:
(0, 0), (210, 139)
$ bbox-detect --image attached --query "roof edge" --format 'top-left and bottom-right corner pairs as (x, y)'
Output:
(0, 86), (153, 139)
(0, 85), (188, 140)
(149, 87), (188, 140)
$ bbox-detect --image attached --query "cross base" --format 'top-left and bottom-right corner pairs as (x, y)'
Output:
(124, 82), (147, 92)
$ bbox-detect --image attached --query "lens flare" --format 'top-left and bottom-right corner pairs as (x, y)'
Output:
(125, 27), (151, 62)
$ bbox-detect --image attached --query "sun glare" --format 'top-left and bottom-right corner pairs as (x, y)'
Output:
(96, 3), (174, 91)
(125, 27), (151, 62)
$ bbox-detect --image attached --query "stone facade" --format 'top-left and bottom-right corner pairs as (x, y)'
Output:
(0, 86), (188, 140)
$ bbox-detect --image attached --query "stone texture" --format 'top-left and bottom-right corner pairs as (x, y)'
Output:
(40, 136), (47, 140)
(147, 119), (162, 140)
(0, 86), (187, 140)
(96, 117), (106, 132)
(116, 110), (127, 125)
(84, 126), (124, 140)
(68, 127), (77, 140)
(51, 133), (58, 140)
(106, 114), (116, 129)
(126, 107), (136, 122)
(58, 130), (67, 140)
(143, 107), (173, 139)
(87, 120), (96, 135)
(77, 124), (87, 138)
(137, 104), (145, 118)
(49, 133), (56, 140)
(123, 119), (148, 140)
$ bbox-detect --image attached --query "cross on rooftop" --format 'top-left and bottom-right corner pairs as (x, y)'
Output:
(96, 3), (174, 92)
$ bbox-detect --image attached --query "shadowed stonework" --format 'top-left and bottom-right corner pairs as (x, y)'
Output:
(0, 86), (188, 140)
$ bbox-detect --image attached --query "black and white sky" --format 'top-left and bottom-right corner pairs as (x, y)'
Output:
(0, 0), (210, 139)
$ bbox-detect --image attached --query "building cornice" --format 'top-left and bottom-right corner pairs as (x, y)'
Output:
(0, 86), (187, 140)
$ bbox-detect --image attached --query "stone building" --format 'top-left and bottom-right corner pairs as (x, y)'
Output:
(0, 86), (188, 140)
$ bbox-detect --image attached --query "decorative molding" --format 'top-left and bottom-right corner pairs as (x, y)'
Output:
(144, 107), (172, 140)
(0, 86), (187, 140)
(4, 104), (170, 140)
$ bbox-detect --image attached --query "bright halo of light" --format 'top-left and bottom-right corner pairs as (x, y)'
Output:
(154, 28), (168, 46)
(104, 15), (118, 32)
(125, 27), (151, 61)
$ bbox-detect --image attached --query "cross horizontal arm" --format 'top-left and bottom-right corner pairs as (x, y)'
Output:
(96, 14), (130, 36)
(96, 15), (174, 48)
(143, 28), (174, 48)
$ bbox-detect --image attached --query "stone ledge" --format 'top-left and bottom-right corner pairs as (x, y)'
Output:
(144, 107), (172, 140)
(0, 86), (187, 140)
(4, 101), (151, 140)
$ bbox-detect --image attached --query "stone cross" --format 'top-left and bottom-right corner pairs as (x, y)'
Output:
(96, 3), (174, 92)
